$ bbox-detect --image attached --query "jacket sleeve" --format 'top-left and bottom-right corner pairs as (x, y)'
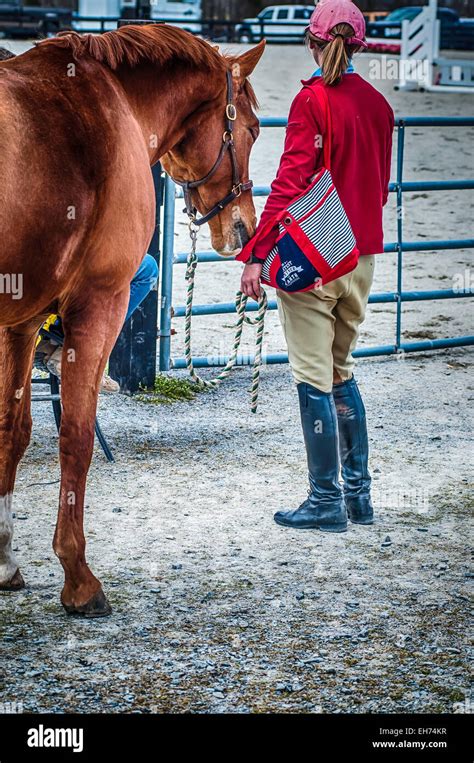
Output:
(237, 87), (324, 262)
(382, 107), (394, 207)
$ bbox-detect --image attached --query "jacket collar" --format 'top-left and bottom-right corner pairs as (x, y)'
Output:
(301, 61), (355, 85)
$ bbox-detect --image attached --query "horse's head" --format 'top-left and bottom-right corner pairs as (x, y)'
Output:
(161, 42), (265, 257)
(37, 26), (265, 256)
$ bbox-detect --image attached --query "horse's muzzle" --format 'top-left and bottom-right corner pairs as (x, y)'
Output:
(233, 219), (251, 249)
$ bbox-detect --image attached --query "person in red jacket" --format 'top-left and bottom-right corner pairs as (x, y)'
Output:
(238, 0), (394, 532)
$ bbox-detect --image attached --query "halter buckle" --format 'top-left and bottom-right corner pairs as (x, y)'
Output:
(222, 130), (233, 143)
(226, 104), (237, 121)
(232, 183), (242, 198)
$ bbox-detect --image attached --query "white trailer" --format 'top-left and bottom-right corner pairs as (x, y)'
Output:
(75, 0), (202, 34)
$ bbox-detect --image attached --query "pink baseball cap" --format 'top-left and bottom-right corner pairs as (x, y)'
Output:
(307, 0), (368, 48)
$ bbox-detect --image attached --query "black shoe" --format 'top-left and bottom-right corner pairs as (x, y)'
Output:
(345, 495), (374, 525)
(274, 498), (347, 532)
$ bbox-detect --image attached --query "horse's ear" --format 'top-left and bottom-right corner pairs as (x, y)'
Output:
(232, 40), (266, 80)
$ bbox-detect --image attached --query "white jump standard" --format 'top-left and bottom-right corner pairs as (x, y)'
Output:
(398, 0), (474, 93)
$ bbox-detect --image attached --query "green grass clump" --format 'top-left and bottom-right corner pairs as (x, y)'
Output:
(135, 375), (203, 405)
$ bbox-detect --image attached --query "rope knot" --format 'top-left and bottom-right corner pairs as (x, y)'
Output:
(185, 250), (198, 281)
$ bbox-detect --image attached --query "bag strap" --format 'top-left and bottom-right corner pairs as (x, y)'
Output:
(238, 83), (334, 263)
(305, 83), (332, 171)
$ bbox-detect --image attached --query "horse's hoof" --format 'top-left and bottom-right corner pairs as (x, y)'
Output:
(62, 587), (112, 618)
(0, 568), (25, 591)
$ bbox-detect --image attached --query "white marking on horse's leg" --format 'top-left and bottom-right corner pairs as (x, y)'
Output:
(0, 494), (19, 583)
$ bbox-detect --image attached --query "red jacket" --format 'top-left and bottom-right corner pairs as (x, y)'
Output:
(237, 73), (394, 263)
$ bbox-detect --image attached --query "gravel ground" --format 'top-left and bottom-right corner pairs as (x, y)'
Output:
(1, 348), (472, 714)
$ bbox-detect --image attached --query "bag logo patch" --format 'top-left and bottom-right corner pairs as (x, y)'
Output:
(281, 260), (304, 287)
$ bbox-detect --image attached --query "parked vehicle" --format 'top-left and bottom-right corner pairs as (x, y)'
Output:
(0, 0), (72, 38)
(150, 0), (202, 34)
(74, 0), (202, 34)
(366, 6), (474, 51)
(236, 4), (314, 43)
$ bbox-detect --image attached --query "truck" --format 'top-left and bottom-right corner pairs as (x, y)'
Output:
(0, 0), (72, 37)
(235, 4), (314, 43)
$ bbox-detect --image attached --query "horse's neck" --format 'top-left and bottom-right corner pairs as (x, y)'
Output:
(115, 64), (216, 163)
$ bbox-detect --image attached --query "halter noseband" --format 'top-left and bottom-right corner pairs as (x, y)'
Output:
(172, 69), (253, 227)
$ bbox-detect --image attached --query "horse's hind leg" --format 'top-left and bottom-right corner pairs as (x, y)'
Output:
(0, 321), (42, 590)
(53, 291), (129, 617)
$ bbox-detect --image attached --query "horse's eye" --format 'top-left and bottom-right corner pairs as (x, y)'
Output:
(249, 126), (259, 142)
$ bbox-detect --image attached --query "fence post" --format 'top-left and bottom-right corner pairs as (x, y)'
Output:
(159, 175), (176, 372)
(109, 163), (163, 393)
(395, 122), (405, 351)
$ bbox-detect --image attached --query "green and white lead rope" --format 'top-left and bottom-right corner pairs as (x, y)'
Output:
(184, 225), (268, 413)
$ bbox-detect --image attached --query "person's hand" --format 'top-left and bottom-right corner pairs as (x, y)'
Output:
(240, 262), (263, 302)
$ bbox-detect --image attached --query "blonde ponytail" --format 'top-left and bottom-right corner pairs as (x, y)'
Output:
(306, 23), (362, 87)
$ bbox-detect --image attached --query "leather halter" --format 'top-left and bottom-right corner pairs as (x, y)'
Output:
(172, 69), (253, 227)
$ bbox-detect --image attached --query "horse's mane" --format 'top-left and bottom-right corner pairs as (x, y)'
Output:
(0, 46), (15, 60)
(37, 24), (258, 108)
(39, 24), (220, 72)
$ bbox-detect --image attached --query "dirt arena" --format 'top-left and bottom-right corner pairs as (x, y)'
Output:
(0, 41), (472, 714)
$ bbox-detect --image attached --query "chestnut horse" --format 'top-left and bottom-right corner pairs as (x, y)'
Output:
(0, 25), (264, 616)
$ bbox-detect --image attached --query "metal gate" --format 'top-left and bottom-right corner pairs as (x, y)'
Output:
(158, 115), (474, 372)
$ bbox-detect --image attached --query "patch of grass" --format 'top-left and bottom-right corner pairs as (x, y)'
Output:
(134, 375), (205, 405)
(422, 684), (465, 703)
(403, 329), (439, 341)
(344, 657), (358, 667)
(429, 484), (474, 520)
(389, 688), (406, 701)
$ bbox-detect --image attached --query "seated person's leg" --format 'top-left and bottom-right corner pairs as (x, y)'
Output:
(125, 254), (159, 323)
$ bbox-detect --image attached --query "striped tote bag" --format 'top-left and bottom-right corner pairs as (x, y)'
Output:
(259, 85), (359, 293)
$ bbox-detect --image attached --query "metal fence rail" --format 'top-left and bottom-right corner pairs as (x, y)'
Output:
(159, 116), (474, 372)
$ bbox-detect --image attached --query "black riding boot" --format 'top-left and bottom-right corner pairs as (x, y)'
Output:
(333, 377), (373, 525)
(274, 383), (347, 532)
